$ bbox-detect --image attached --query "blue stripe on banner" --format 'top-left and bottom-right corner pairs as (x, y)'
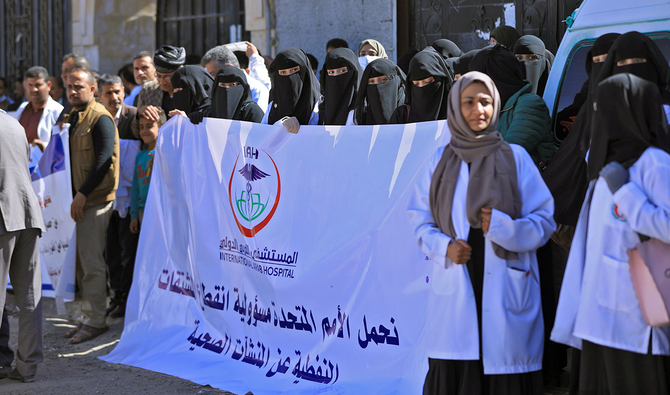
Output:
(66, 284), (76, 293)
(32, 134), (65, 181)
(42, 284), (54, 291)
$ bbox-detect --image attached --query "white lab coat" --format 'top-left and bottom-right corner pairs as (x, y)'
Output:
(261, 102), (319, 126)
(12, 96), (64, 146)
(407, 143), (556, 374)
(246, 72), (269, 112)
(551, 147), (670, 355)
(249, 53), (271, 90)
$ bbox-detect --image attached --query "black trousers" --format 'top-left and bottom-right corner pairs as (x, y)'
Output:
(105, 210), (138, 301)
(0, 308), (13, 367)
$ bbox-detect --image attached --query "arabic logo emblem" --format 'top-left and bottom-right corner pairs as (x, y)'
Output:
(228, 146), (281, 236)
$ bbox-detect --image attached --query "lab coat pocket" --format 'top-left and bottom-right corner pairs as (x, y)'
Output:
(431, 264), (460, 296)
(504, 266), (532, 314)
(596, 255), (638, 313)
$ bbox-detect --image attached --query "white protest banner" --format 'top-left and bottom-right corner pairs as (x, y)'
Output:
(102, 117), (450, 394)
(30, 125), (76, 302)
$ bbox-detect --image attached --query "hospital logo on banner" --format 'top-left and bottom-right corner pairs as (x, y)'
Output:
(222, 145), (296, 279)
(228, 145), (281, 237)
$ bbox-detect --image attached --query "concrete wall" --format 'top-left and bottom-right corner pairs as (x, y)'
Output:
(71, 0), (156, 74)
(264, 0), (397, 75)
(94, 0), (157, 74)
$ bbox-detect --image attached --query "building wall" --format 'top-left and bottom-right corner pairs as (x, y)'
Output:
(247, 0), (397, 75)
(71, 0), (157, 74)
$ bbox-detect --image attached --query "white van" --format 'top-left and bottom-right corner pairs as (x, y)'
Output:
(543, 0), (670, 132)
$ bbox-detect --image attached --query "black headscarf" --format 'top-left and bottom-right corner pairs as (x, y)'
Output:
(514, 35), (553, 97)
(447, 49), (480, 77)
(397, 48), (419, 76)
(432, 39), (463, 59)
(584, 33), (620, 91)
(490, 25), (521, 51)
(588, 73), (670, 180)
(268, 48), (321, 125)
(469, 44), (525, 106)
(171, 65), (214, 114)
(355, 59), (406, 125)
(319, 48), (362, 125)
(210, 66), (255, 120)
(405, 47), (454, 122)
(595, 31), (670, 103)
(542, 33), (620, 226)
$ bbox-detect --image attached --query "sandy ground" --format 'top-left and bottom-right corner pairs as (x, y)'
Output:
(0, 296), (245, 395)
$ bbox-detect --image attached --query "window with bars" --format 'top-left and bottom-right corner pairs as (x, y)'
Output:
(0, 0), (70, 87)
(156, 0), (249, 59)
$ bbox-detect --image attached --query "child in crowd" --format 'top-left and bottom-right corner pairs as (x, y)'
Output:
(130, 110), (167, 233)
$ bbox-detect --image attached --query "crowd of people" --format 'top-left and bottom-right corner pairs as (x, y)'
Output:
(0, 24), (669, 394)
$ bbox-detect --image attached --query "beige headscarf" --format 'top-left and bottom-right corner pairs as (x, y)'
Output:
(357, 39), (388, 59)
(429, 71), (521, 260)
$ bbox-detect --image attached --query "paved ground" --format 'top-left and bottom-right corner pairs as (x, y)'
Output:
(0, 296), (243, 395)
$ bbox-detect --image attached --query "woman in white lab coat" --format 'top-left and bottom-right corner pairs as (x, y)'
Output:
(408, 71), (555, 395)
(551, 73), (670, 394)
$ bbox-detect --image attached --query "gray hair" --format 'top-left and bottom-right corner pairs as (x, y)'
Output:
(97, 74), (122, 91)
(25, 66), (50, 81)
(202, 45), (240, 69)
(62, 53), (90, 70)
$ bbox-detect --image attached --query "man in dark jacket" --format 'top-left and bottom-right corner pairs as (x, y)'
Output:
(64, 69), (120, 344)
(0, 111), (46, 382)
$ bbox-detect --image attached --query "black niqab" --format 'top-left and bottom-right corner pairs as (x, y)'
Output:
(268, 48), (321, 125)
(469, 44), (525, 106)
(355, 59), (406, 125)
(171, 65), (214, 114)
(210, 66), (255, 120)
(514, 35), (552, 97)
(542, 33), (620, 226)
(595, 31), (670, 103)
(432, 39), (463, 59)
(406, 47), (454, 122)
(588, 73), (670, 180)
(319, 48), (361, 125)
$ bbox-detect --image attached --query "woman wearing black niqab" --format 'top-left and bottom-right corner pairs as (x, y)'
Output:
(209, 66), (264, 122)
(514, 35), (553, 97)
(470, 44), (525, 108)
(390, 47), (453, 123)
(264, 48), (321, 128)
(555, 73), (670, 395)
(170, 65), (214, 114)
(594, 31), (670, 104)
(543, 33), (620, 227)
(432, 39), (463, 59)
(319, 48), (362, 125)
(354, 58), (406, 125)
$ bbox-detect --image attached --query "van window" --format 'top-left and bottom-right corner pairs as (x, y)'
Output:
(553, 34), (670, 142)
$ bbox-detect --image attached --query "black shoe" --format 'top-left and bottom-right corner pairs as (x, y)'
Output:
(110, 302), (126, 319)
(105, 297), (122, 317)
(0, 365), (11, 379)
(9, 368), (35, 383)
